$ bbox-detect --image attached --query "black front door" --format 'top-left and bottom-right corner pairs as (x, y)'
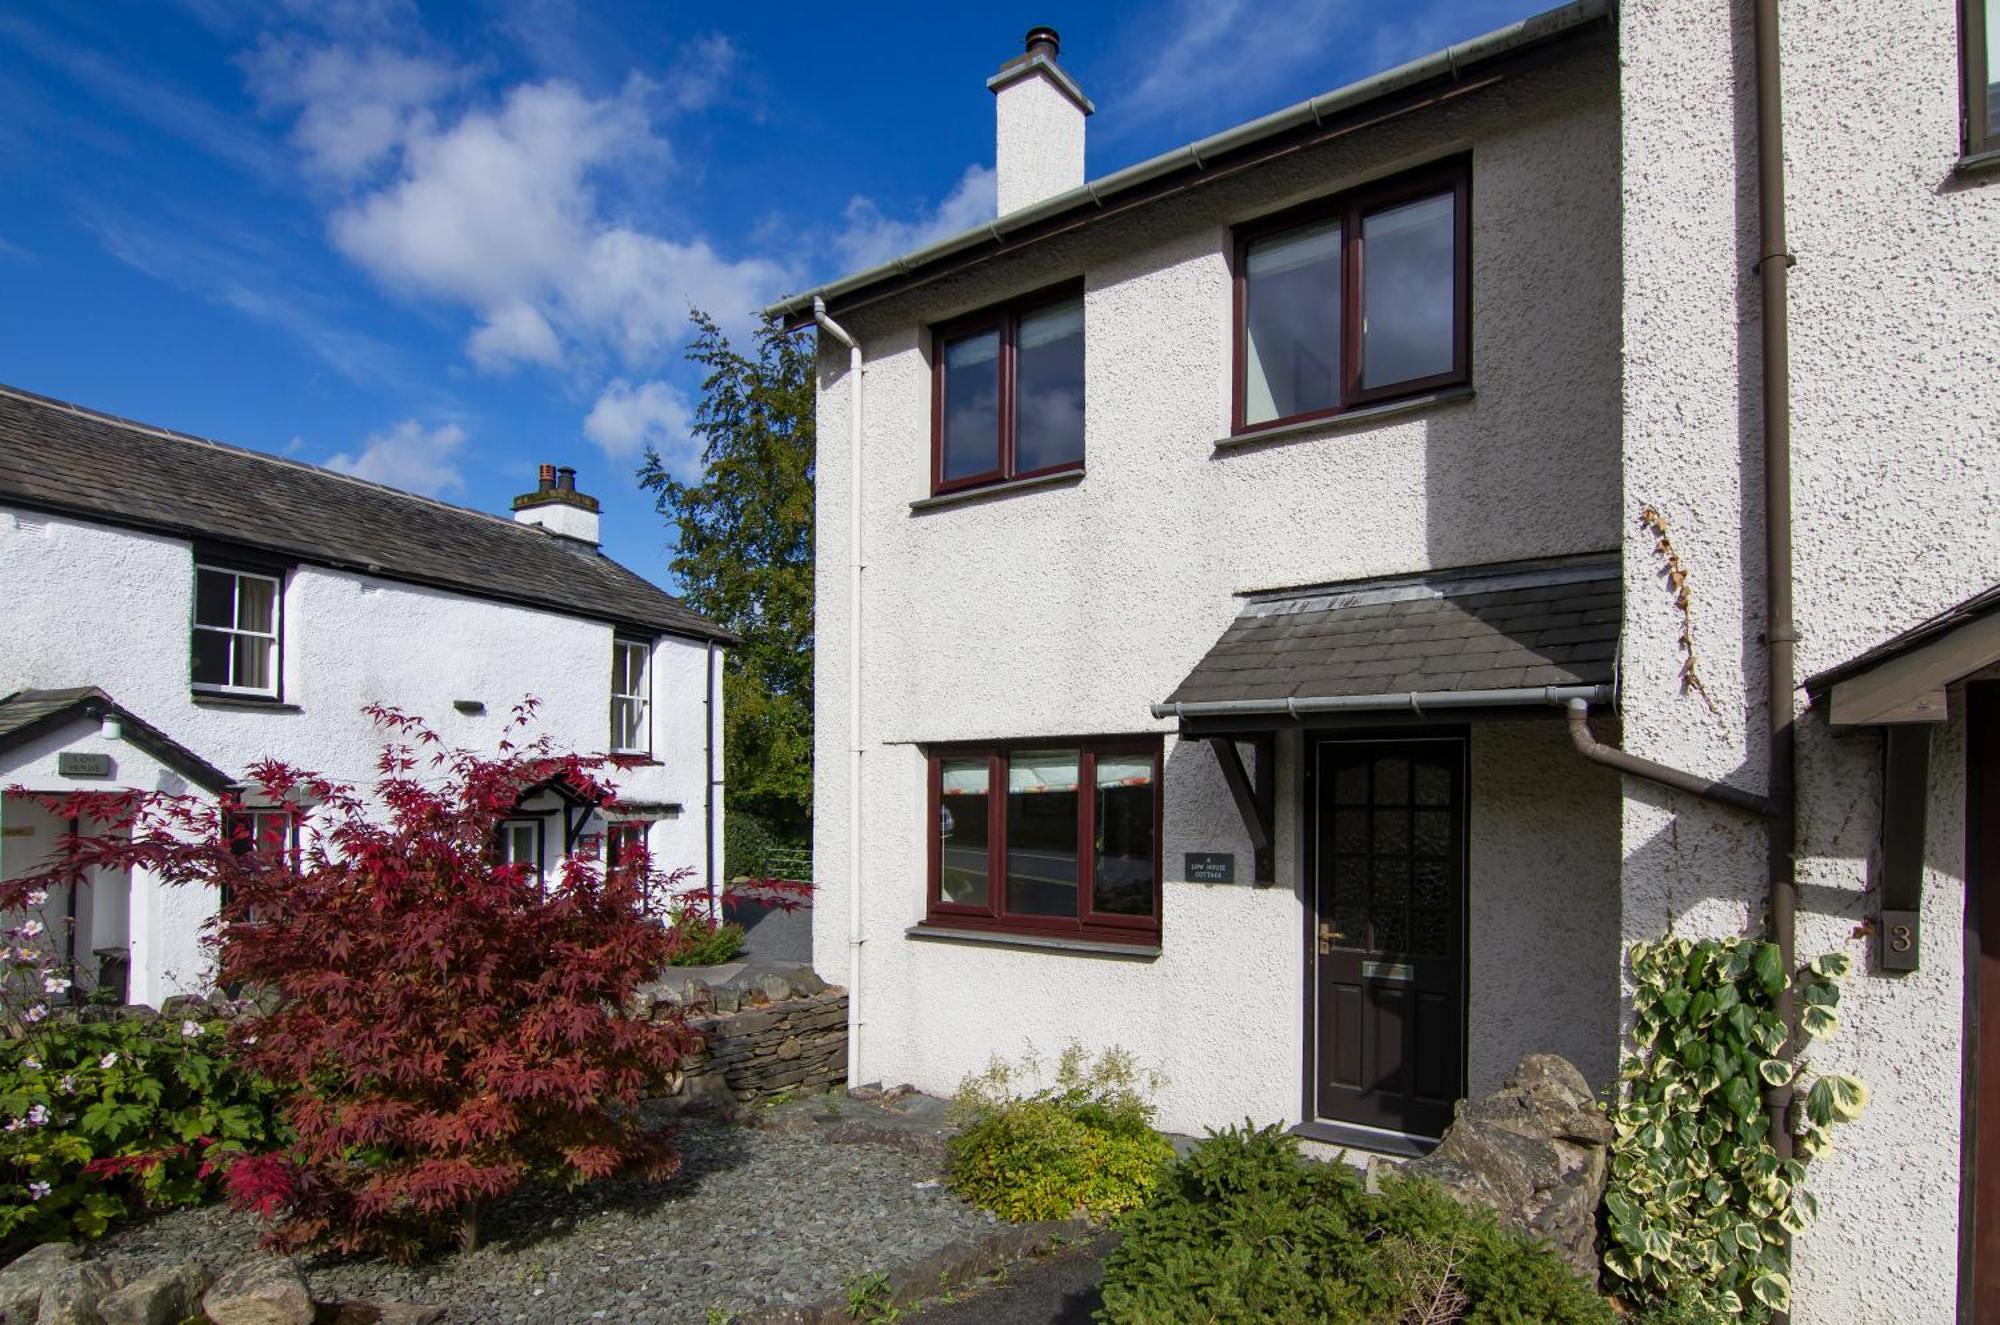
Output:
(1311, 737), (1467, 1138)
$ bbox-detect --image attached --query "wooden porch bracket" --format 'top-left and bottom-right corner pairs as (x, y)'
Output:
(1207, 736), (1275, 883)
(1877, 723), (1930, 972)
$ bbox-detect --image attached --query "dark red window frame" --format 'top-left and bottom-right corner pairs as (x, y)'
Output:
(1230, 157), (1471, 436)
(929, 279), (1086, 497)
(924, 736), (1162, 944)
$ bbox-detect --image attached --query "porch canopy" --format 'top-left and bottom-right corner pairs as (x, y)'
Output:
(1151, 553), (1619, 878)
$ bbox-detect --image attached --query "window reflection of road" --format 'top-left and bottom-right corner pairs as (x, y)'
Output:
(942, 844), (1151, 914)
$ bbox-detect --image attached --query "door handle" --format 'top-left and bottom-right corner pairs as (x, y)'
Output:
(1317, 921), (1343, 954)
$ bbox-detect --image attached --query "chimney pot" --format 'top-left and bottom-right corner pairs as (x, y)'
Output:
(1025, 26), (1060, 59)
(556, 466), (577, 492)
(511, 462), (600, 544)
(538, 463), (556, 492)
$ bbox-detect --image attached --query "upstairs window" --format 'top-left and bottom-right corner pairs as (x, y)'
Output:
(926, 738), (1161, 944)
(1969, 0), (1999, 159)
(500, 819), (544, 882)
(611, 638), (650, 755)
(192, 565), (282, 697)
(931, 284), (1085, 496)
(223, 807), (300, 867)
(1234, 159), (1469, 433)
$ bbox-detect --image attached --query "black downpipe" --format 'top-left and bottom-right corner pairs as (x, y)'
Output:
(1752, 0), (1801, 1313)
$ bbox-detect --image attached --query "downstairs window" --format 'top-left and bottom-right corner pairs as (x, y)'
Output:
(925, 738), (1161, 943)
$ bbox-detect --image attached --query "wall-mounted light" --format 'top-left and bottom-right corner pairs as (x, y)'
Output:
(453, 700), (487, 716)
(99, 716), (123, 741)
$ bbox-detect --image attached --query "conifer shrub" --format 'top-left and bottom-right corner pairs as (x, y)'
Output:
(1098, 1123), (1613, 1325)
(944, 1045), (1174, 1223)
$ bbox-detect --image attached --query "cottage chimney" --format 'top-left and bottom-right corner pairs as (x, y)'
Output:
(511, 460), (600, 544)
(988, 26), (1093, 216)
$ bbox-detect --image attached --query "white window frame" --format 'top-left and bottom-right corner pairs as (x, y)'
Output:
(500, 818), (544, 880)
(192, 565), (283, 698)
(611, 638), (652, 755)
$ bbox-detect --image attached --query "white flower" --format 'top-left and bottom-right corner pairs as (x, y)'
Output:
(4, 1119), (20, 1133)
(98, 1053), (117, 1070)
(26, 1182), (48, 1201)
(56, 1076), (74, 1095)
(24, 890), (46, 908)
(23, 1005), (45, 1025)
(41, 976), (69, 996)
(242, 1035), (257, 1047)
(25, 1105), (48, 1127)
(18, 920), (42, 939)
(180, 1020), (203, 1039)
(20, 1057), (39, 1072)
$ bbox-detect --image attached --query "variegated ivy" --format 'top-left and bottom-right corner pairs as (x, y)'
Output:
(1601, 937), (1868, 1321)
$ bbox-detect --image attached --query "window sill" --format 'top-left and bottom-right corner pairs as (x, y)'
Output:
(909, 468), (1084, 513)
(607, 753), (661, 766)
(1290, 1119), (1439, 1157)
(191, 695), (302, 713)
(1954, 147), (2000, 179)
(1214, 387), (1476, 453)
(905, 923), (1160, 959)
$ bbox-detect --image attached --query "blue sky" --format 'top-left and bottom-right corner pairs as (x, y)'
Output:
(0, 0), (1541, 585)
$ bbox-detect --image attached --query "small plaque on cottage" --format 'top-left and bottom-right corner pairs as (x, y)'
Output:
(1184, 852), (1235, 884)
(57, 752), (112, 779)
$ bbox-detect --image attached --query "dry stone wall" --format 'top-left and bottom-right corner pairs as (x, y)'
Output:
(631, 965), (848, 1112)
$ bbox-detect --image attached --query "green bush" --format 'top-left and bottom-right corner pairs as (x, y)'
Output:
(945, 1045), (1174, 1223)
(0, 1011), (286, 1248)
(1098, 1123), (1613, 1325)
(663, 911), (747, 967)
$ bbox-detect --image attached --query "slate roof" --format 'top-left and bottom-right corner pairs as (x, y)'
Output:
(1803, 580), (2000, 697)
(0, 385), (734, 644)
(0, 688), (235, 791)
(1163, 553), (1620, 707)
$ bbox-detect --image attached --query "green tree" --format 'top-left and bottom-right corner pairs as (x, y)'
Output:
(639, 310), (814, 846)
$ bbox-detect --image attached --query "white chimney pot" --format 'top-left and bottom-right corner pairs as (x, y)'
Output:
(989, 28), (1093, 216)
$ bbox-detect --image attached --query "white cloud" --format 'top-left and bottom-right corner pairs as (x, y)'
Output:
(582, 378), (696, 468)
(468, 298), (563, 370)
(1109, 0), (1348, 136)
(324, 418), (468, 494)
(664, 33), (736, 112)
(833, 164), (995, 273)
(248, 40), (461, 181)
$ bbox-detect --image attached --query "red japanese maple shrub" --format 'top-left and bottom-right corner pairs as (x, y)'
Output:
(6, 701), (696, 1260)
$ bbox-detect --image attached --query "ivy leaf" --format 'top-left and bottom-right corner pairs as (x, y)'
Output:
(1808, 952), (1854, 980)
(1756, 1058), (1793, 1087)
(1752, 942), (1786, 996)
(1800, 1004), (1840, 1040)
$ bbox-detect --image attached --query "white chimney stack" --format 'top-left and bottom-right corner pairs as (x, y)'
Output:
(511, 462), (601, 545)
(988, 26), (1093, 216)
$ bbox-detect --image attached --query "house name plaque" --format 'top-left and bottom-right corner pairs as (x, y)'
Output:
(1184, 852), (1236, 884)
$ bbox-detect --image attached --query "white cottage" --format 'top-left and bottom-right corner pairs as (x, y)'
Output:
(0, 384), (732, 1008)
(772, 2), (2000, 1319)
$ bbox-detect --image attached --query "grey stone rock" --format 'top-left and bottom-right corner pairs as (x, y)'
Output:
(202, 1257), (313, 1325)
(99, 1263), (212, 1325)
(0, 1244), (81, 1324)
(373, 1305), (444, 1325)
(754, 973), (793, 1005)
(1372, 1053), (1611, 1285)
(157, 996), (203, 1020)
(34, 1261), (115, 1325)
(785, 968), (829, 998)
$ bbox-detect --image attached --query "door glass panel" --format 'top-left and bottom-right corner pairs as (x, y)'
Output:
(1413, 908), (1449, 957)
(1015, 298), (1085, 473)
(1373, 809), (1410, 853)
(937, 758), (990, 906)
(1333, 906), (1368, 950)
(941, 329), (1001, 481)
(1244, 219), (1341, 425)
(1006, 750), (1079, 916)
(1332, 856), (1368, 907)
(1412, 858), (1448, 909)
(1414, 761), (1452, 805)
(1361, 191), (1455, 388)
(1373, 757), (1409, 803)
(1414, 809), (1451, 857)
(1333, 761), (1369, 804)
(1334, 809), (1369, 853)
(1375, 909), (1410, 954)
(1373, 857), (1410, 907)
(1092, 754), (1153, 916)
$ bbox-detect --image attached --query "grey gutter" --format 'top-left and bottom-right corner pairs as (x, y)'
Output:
(766, 0), (1612, 326)
(1564, 699), (1774, 818)
(1149, 683), (1613, 722)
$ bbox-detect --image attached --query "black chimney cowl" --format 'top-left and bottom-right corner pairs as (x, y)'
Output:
(1025, 26), (1059, 60)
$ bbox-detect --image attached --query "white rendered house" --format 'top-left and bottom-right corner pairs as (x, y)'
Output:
(772, 4), (2000, 1320)
(0, 384), (731, 1008)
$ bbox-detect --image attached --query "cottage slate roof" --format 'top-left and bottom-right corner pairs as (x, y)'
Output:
(0, 385), (735, 644)
(0, 688), (235, 791)
(1163, 553), (1620, 707)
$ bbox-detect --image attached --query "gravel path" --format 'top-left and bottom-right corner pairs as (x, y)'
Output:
(91, 1117), (1001, 1324)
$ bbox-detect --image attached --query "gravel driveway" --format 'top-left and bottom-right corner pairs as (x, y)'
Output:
(89, 1117), (1001, 1324)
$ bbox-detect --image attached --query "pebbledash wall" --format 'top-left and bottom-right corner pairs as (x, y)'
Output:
(1617, 0), (2000, 1319)
(0, 506), (724, 1006)
(810, 50), (1628, 1134)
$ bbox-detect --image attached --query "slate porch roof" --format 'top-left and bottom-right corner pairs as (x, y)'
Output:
(1803, 580), (2000, 696)
(0, 688), (235, 792)
(1163, 553), (1620, 708)
(0, 385), (735, 644)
